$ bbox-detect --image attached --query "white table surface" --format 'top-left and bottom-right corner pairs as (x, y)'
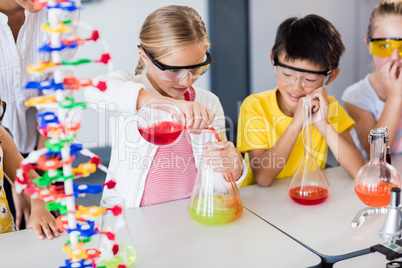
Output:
(0, 198), (320, 268)
(2, 156), (401, 268)
(239, 154), (402, 267)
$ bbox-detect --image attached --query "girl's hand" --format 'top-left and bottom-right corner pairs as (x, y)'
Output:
(307, 87), (330, 131)
(380, 59), (402, 100)
(27, 199), (60, 240)
(173, 100), (215, 134)
(203, 141), (244, 180)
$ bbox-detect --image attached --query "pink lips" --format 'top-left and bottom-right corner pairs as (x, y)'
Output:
(173, 87), (189, 93)
(288, 93), (302, 102)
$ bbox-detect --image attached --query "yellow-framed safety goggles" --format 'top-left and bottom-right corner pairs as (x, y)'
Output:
(368, 38), (402, 57)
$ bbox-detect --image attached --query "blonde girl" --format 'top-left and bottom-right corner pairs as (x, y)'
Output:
(342, 0), (402, 158)
(85, 5), (246, 209)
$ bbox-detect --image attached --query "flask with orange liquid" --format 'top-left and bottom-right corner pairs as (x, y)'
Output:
(354, 127), (401, 207)
(288, 97), (330, 205)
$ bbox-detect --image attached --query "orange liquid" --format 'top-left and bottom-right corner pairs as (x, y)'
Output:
(355, 183), (399, 207)
(138, 121), (183, 145)
(289, 186), (329, 205)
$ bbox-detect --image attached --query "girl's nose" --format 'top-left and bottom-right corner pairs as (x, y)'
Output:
(179, 72), (193, 87)
(390, 48), (402, 60)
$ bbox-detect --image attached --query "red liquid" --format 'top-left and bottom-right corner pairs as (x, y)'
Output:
(138, 121), (183, 145)
(289, 186), (329, 205)
(355, 183), (399, 207)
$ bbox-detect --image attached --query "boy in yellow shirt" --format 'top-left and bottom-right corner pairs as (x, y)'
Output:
(237, 14), (365, 187)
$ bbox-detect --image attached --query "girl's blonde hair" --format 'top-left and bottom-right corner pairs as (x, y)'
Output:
(367, 0), (402, 38)
(135, 5), (210, 75)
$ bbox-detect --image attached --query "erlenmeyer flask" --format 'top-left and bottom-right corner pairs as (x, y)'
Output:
(99, 196), (136, 268)
(188, 129), (243, 225)
(288, 97), (330, 205)
(354, 127), (401, 207)
(137, 98), (185, 146)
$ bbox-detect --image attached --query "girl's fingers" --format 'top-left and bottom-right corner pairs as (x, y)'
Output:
(212, 167), (232, 173)
(184, 102), (215, 133)
(184, 106), (194, 132)
(204, 141), (232, 153)
(380, 61), (393, 79)
(198, 107), (210, 131)
(32, 225), (45, 240)
(203, 142), (242, 175)
(41, 224), (54, 240)
(389, 60), (399, 79)
(205, 107), (215, 126)
(49, 221), (60, 237)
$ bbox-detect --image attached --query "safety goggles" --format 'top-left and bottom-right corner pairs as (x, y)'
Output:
(368, 38), (402, 57)
(138, 45), (212, 82)
(273, 59), (331, 88)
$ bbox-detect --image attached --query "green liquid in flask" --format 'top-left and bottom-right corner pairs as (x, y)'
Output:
(100, 245), (136, 268)
(189, 195), (243, 225)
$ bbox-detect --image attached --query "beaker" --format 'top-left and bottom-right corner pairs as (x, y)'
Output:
(99, 196), (136, 268)
(288, 97), (330, 205)
(188, 129), (243, 225)
(354, 127), (401, 207)
(137, 98), (185, 146)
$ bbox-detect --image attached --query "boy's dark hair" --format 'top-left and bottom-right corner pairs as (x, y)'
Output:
(271, 14), (345, 71)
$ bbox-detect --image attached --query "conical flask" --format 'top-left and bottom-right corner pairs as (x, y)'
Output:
(354, 127), (401, 207)
(188, 129), (243, 225)
(288, 97), (330, 205)
(99, 196), (136, 268)
(137, 98), (185, 146)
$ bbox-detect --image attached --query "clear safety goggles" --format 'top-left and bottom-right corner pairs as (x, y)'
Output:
(139, 45), (212, 82)
(368, 38), (402, 57)
(273, 59), (331, 88)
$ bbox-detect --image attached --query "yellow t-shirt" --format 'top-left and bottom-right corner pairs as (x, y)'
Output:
(237, 88), (355, 187)
(0, 146), (15, 234)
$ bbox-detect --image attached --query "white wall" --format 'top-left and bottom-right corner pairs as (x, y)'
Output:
(73, 0), (209, 147)
(249, 0), (379, 100)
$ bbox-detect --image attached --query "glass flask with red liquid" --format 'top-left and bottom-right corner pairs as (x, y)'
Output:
(288, 97), (330, 205)
(188, 129), (243, 225)
(137, 99), (185, 146)
(354, 127), (401, 207)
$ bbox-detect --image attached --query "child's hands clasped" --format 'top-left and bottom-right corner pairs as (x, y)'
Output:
(307, 87), (330, 132)
(203, 141), (244, 180)
(291, 87), (330, 133)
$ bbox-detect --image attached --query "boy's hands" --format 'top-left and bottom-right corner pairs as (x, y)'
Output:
(307, 87), (330, 132)
(290, 87), (330, 133)
(289, 100), (305, 132)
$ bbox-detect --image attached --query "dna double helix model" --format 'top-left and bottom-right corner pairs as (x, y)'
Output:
(14, 1), (130, 267)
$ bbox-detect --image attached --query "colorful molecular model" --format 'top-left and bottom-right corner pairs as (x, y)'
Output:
(14, 1), (129, 267)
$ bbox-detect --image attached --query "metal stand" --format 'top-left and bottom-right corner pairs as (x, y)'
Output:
(351, 207), (388, 228)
